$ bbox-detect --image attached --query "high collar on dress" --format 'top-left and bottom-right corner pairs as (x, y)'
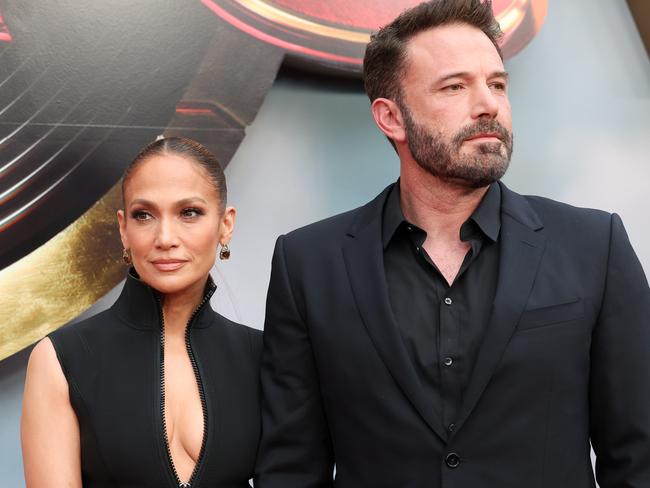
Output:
(112, 268), (217, 331)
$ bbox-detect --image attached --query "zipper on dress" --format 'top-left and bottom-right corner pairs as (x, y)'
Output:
(157, 291), (212, 488)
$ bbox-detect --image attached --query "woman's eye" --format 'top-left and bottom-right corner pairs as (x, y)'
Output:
(131, 210), (151, 221)
(181, 208), (203, 219)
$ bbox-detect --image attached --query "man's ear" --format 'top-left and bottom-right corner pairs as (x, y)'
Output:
(370, 97), (407, 145)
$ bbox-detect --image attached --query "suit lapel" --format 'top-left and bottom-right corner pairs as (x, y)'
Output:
(342, 184), (448, 441)
(454, 183), (546, 433)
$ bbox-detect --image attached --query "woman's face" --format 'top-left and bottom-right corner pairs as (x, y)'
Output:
(117, 153), (235, 296)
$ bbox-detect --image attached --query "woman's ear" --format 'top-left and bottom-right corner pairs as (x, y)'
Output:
(219, 206), (236, 245)
(117, 209), (129, 250)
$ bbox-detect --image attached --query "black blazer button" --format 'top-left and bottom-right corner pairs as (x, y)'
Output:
(445, 452), (461, 468)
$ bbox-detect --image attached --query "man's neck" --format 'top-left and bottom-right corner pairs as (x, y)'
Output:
(399, 162), (491, 285)
(399, 162), (489, 243)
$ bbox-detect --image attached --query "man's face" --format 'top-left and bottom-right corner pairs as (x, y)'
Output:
(398, 23), (513, 188)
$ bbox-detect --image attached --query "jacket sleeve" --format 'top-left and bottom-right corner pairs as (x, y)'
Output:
(590, 213), (650, 487)
(254, 235), (335, 487)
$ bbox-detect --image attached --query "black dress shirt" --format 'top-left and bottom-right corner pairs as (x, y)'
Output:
(383, 182), (501, 435)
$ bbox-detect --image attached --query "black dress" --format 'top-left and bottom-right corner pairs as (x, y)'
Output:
(49, 270), (262, 487)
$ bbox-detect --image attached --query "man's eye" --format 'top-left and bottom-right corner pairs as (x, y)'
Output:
(131, 210), (151, 221)
(491, 82), (507, 91)
(181, 208), (203, 218)
(445, 84), (463, 91)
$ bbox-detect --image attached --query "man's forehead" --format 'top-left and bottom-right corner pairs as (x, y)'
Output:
(400, 24), (504, 86)
(405, 23), (502, 64)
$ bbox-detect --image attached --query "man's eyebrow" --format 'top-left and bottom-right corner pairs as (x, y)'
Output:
(434, 70), (510, 84)
(435, 71), (471, 84)
(489, 70), (510, 81)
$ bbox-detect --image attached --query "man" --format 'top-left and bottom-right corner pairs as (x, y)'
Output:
(255, 1), (650, 486)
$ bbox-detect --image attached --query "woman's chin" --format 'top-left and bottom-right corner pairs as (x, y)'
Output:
(140, 269), (201, 296)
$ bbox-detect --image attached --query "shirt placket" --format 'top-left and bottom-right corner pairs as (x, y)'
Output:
(439, 287), (461, 435)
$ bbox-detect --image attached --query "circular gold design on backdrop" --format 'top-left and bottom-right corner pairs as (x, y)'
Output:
(234, 0), (535, 44)
(0, 183), (125, 361)
(235, 0), (369, 43)
(205, 0), (548, 68)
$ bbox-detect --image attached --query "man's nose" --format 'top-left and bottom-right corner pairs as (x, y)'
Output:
(470, 84), (500, 120)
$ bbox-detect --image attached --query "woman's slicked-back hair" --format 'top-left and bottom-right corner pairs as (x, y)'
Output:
(363, 0), (503, 104)
(121, 136), (227, 212)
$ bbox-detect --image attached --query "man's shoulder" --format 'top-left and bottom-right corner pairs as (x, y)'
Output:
(502, 184), (614, 231)
(522, 193), (612, 225)
(281, 183), (393, 246)
(284, 206), (361, 242)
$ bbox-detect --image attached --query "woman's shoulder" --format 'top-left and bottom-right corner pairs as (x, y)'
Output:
(209, 311), (263, 355)
(211, 311), (261, 335)
(47, 305), (144, 375)
(48, 309), (116, 352)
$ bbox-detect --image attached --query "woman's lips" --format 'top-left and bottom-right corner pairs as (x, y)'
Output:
(151, 260), (187, 272)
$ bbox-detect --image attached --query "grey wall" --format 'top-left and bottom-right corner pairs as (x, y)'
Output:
(2, 1), (649, 484)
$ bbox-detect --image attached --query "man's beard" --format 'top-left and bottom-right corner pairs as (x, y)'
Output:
(400, 102), (513, 188)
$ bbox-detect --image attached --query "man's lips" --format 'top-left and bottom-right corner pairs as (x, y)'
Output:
(150, 259), (187, 271)
(464, 133), (502, 142)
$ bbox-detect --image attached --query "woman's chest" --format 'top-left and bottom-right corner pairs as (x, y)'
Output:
(72, 329), (260, 487)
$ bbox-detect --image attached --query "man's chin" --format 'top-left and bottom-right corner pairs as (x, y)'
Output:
(435, 162), (509, 189)
(413, 153), (510, 189)
(439, 174), (499, 189)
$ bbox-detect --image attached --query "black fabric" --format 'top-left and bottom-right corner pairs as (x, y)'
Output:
(256, 180), (650, 488)
(383, 183), (500, 432)
(49, 271), (262, 488)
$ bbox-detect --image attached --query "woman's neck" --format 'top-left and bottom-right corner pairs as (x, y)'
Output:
(160, 276), (208, 335)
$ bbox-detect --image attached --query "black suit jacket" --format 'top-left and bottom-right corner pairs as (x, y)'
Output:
(255, 182), (650, 488)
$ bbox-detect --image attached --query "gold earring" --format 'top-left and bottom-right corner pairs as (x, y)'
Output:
(122, 248), (132, 265)
(219, 243), (231, 260)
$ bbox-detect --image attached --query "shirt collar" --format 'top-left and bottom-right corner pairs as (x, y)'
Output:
(382, 181), (407, 249)
(382, 180), (501, 249)
(469, 182), (501, 243)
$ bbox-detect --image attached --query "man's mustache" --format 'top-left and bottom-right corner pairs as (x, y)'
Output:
(453, 120), (512, 147)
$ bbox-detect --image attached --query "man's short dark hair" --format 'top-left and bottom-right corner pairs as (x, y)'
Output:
(363, 0), (503, 104)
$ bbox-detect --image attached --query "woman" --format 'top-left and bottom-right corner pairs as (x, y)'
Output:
(21, 137), (262, 487)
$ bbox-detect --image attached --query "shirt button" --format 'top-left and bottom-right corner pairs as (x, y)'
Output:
(444, 297), (453, 305)
(448, 423), (456, 432)
(443, 357), (453, 367)
(445, 452), (461, 468)
(407, 226), (413, 232)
